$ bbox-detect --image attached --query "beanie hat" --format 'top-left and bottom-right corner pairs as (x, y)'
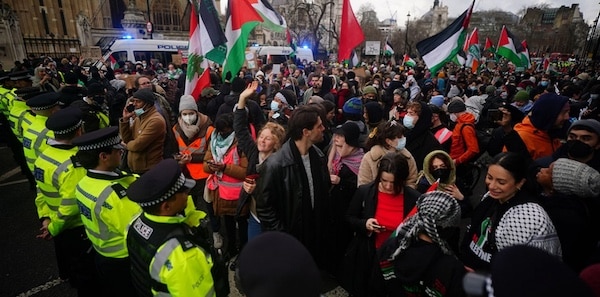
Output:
(568, 119), (600, 136)
(364, 101), (384, 124)
(333, 122), (360, 148)
(513, 90), (530, 103)
(485, 85), (497, 95)
(274, 92), (289, 106)
(231, 77), (247, 93)
(447, 99), (466, 113)
(529, 93), (569, 131)
(343, 97), (363, 115)
(551, 158), (600, 198)
(490, 245), (594, 297)
(133, 88), (156, 104)
(362, 85), (377, 95)
(495, 203), (562, 257)
(255, 70), (265, 78)
(238, 232), (321, 297)
(178, 95), (198, 113)
(429, 95), (444, 108)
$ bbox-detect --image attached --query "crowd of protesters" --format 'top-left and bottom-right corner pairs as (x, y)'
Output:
(2, 51), (600, 296)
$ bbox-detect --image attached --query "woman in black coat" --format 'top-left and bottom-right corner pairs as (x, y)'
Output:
(340, 153), (420, 297)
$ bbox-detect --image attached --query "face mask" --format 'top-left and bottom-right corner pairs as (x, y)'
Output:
(395, 137), (407, 151)
(500, 92), (508, 99)
(403, 115), (415, 129)
(449, 114), (457, 122)
(540, 81), (549, 87)
(270, 101), (280, 112)
(182, 114), (197, 125)
(373, 84), (379, 89)
(432, 168), (451, 181)
(469, 86), (478, 91)
(384, 82), (390, 87)
(566, 139), (594, 159)
(134, 108), (145, 117)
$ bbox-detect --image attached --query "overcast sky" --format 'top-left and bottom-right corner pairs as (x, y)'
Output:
(351, 0), (598, 26)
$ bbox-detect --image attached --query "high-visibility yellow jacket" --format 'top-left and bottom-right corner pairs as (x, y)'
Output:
(7, 98), (34, 142)
(33, 143), (86, 236)
(23, 115), (53, 172)
(75, 171), (141, 258)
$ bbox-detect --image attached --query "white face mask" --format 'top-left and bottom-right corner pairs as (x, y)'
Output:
(182, 114), (197, 125)
(403, 115), (415, 129)
(450, 114), (457, 122)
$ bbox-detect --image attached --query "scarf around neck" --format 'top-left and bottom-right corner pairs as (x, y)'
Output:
(331, 147), (364, 175)
(210, 130), (235, 163)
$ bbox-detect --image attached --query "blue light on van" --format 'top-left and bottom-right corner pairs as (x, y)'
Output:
(302, 45), (309, 49)
(123, 35), (133, 39)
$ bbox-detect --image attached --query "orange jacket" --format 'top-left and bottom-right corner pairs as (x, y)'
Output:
(510, 116), (561, 160)
(450, 112), (479, 165)
(173, 125), (214, 180)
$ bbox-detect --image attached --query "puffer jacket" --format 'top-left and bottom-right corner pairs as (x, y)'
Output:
(119, 105), (166, 174)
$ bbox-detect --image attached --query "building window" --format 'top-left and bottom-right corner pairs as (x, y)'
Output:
(152, 0), (182, 31)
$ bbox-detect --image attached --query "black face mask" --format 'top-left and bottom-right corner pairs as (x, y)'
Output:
(432, 168), (451, 181)
(566, 140), (594, 160)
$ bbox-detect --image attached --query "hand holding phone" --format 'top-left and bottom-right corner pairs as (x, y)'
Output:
(126, 104), (135, 112)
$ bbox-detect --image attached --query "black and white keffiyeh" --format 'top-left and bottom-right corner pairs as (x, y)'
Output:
(495, 202), (562, 258)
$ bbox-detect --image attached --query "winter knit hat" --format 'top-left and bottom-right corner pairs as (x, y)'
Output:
(343, 97), (363, 115)
(513, 90), (530, 103)
(178, 95), (198, 113)
(495, 203), (562, 257)
(133, 88), (156, 104)
(363, 85), (377, 95)
(529, 93), (569, 131)
(238, 232), (321, 297)
(429, 95), (445, 108)
(568, 119), (600, 137)
(552, 158), (600, 198)
(447, 99), (466, 113)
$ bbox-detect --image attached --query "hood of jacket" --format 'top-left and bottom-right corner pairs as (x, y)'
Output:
(422, 150), (456, 187)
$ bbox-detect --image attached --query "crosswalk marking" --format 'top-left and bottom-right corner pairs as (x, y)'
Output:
(15, 278), (64, 297)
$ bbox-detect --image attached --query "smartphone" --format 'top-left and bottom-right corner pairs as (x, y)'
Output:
(487, 109), (502, 122)
(126, 104), (135, 112)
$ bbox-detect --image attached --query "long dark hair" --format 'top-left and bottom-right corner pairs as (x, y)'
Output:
(376, 152), (409, 194)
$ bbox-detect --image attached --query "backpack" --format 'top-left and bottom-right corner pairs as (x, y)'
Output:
(459, 123), (492, 161)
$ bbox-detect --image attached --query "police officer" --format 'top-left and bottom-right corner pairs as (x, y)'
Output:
(23, 92), (60, 172)
(72, 126), (140, 296)
(33, 106), (98, 296)
(127, 159), (227, 297)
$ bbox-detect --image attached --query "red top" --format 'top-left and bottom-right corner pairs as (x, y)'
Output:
(374, 191), (405, 248)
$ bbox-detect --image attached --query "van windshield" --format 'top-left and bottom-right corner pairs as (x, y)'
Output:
(134, 50), (177, 65)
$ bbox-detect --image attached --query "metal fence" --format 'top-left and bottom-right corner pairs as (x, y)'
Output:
(23, 37), (81, 59)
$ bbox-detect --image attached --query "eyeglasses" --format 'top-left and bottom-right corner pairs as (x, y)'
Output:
(140, 81), (151, 85)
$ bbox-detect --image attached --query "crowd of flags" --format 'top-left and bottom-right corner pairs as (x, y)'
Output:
(184, 0), (538, 99)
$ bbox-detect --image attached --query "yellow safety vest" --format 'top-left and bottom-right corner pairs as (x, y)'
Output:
(23, 115), (54, 172)
(8, 99), (33, 142)
(0, 87), (15, 118)
(33, 144), (87, 236)
(75, 173), (141, 258)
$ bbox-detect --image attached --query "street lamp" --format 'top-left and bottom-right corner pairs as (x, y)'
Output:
(405, 12), (410, 55)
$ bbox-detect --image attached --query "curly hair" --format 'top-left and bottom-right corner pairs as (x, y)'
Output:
(365, 120), (405, 151)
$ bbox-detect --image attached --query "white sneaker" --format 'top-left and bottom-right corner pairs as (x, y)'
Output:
(213, 232), (223, 249)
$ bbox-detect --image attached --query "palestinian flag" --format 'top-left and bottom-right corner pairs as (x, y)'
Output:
(465, 27), (481, 74)
(520, 40), (531, 69)
(403, 54), (416, 68)
(286, 29), (296, 59)
(496, 25), (524, 67)
(484, 37), (495, 52)
(338, 0), (364, 62)
(416, 0), (475, 75)
(384, 39), (394, 56)
(222, 0), (263, 80)
(185, 0), (227, 99)
(251, 0), (287, 32)
(347, 50), (359, 68)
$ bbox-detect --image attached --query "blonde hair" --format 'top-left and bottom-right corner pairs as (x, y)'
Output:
(259, 122), (286, 151)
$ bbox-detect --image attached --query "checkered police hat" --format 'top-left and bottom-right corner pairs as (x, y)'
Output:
(127, 159), (196, 207)
(72, 126), (122, 151)
(46, 106), (83, 135)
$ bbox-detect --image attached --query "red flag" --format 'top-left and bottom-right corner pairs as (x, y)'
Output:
(338, 0), (364, 62)
(484, 37), (494, 51)
(426, 179), (440, 193)
(465, 28), (480, 73)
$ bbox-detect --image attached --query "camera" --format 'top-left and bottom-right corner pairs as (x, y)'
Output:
(126, 104), (135, 112)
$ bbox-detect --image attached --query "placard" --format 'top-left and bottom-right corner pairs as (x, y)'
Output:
(364, 41), (381, 56)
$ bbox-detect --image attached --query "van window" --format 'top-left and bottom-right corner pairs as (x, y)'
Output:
(111, 51), (127, 63)
(133, 50), (178, 65)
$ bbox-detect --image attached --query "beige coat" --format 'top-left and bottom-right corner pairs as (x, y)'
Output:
(119, 105), (166, 174)
(357, 145), (418, 188)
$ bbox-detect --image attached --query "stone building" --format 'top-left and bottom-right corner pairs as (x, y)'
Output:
(0, 0), (225, 66)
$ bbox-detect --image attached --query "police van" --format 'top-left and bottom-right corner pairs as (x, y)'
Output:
(255, 46), (314, 64)
(103, 39), (188, 66)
